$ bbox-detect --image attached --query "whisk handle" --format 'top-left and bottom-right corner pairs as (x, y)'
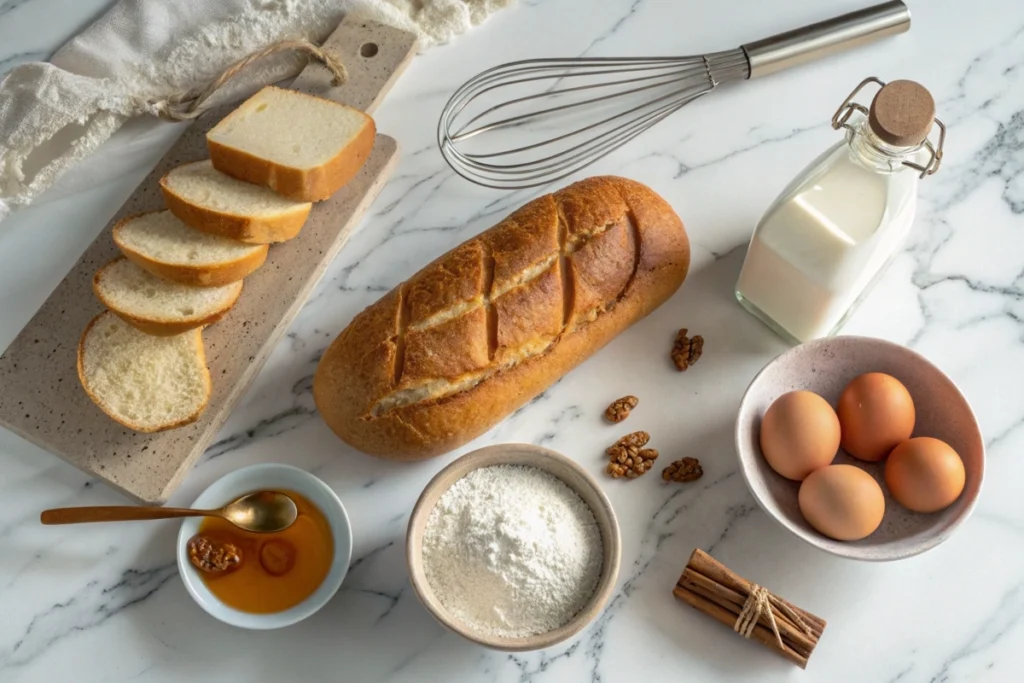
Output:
(742, 1), (910, 78)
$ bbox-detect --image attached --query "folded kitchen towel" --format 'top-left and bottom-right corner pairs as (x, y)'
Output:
(0, 0), (515, 222)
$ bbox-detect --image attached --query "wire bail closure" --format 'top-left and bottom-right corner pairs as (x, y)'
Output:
(831, 76), (945, 179)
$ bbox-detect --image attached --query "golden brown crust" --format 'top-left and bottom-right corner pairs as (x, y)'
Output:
(111, 214), (269, 287)
(77, 311), (212, 433)
(207, 90), (377, 202)
(404, 306), (489, 383)
(406, 241), (486, 323)
(93, 259), (243, 336)
(490, 195), (561, 287)
(159, 175), (311, 244)
(493, 261), (562, 365)
(313, 176), (690, 460)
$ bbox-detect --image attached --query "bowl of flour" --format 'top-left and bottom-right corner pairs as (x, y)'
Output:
(407, 443), (622, 651)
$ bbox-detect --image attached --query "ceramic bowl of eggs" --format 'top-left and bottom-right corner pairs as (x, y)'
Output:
(736, 336), (984, 561)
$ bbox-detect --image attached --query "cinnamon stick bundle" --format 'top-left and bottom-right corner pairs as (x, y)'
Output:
(672, 549), (826, 669)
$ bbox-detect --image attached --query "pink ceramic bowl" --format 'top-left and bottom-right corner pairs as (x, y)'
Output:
(736, 336), (984, 561)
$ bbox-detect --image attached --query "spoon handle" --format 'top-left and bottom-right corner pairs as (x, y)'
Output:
(40, 506), (214, 525)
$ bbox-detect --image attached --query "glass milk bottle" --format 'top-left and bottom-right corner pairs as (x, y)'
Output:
(735, 78), (946, 344)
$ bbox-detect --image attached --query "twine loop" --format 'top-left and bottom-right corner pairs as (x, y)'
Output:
(733, 583), (815, 649)
(142, 39), (348, 122)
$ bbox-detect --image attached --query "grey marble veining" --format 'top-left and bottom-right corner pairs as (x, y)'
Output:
(1, 1), (1023, 682)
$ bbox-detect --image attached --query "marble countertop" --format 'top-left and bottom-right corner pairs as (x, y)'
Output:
(2, 1), (1023, 681)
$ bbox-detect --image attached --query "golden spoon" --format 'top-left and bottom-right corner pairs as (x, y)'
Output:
(40, 491), (298, 533)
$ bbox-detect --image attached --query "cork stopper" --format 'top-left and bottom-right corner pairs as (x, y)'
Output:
(868, 80), (935, 147)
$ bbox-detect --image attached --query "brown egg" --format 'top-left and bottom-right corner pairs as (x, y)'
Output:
(885, 437), (965, 513)
(838, 373), (915, 461)
(760, 391), (840, 481)
(799, 465), (885, 541)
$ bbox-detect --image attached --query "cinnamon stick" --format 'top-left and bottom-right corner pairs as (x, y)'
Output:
(688, 549), (826, 635)
(673, 585), (809, 669)
(679, 568), (817, 655)
(680, 567), (809, 641)
(672, 548), (826, 668)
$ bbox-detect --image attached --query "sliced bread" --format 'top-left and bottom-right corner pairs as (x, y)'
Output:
(206, 86), (376, 202)
(160, 160), (312, 243)
(112, 210), (268, 287)
(78, 311), (212, 432)
(94, 257), (243, 336)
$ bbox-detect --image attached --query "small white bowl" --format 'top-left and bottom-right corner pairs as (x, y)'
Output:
(176, 463), (353, 629)
(736, 336), (984, 562)
(407, 443), (621, 652)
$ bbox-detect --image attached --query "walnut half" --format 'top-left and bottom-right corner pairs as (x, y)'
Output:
(188, 534), (243, 574)
(606, 431), (650, 464)
(662, 457), (704, 483)
(604, 395), (639, 423)
(672, 329), (704, 371)
(607, 448), (659, 479)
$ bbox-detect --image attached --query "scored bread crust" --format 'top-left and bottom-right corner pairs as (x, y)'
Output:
(160, 173), (312, 244)
(207, 88), (377, 202)
(77, 311), (212, 433)
(93, 258), (243, 336)
(313, 176), (690, 460)
(112, 212), (269, 287)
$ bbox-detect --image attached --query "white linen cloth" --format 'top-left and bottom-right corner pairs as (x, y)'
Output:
(0, 0), (514, 222)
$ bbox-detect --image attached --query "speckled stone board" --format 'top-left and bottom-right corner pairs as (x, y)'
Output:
(0, 18), (417, 504)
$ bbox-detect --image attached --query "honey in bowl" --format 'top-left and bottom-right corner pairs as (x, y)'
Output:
(189, 489), (333, 613)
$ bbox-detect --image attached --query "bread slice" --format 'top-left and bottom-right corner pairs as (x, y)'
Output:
(206, 86), (376, 202)
(78, 311), (212, 432)
(113, 210), (268, 287)
(160, 160), (312, 243)
(93, 257), (243, 336)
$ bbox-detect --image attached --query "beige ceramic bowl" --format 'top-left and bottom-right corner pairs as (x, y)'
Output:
(407, 443), (621, 651)
(736, 336), (984, 561)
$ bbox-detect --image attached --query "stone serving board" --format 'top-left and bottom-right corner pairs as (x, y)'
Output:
(0, 18), (417, 504)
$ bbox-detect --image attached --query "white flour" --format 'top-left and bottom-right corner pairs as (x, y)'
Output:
(422, 465), (604, 638)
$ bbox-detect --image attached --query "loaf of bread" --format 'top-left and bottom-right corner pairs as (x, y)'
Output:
(314, 176), (690, 460)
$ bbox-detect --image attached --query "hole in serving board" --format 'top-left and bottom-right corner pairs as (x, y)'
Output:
(360, 42), (379, 58)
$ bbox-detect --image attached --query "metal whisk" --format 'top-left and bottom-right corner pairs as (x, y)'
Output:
(438, 1), (910, 190)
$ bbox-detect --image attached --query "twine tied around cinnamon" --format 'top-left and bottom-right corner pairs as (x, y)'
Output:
(674, 550), (826, 668)
(733, 583), (815, 649)
(141, 39), (349, 122)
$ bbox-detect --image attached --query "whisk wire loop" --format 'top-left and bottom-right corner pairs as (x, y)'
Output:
(460, 78), (713, 161)
(451, 64), (711, 142)
(438, 50), (750, 189)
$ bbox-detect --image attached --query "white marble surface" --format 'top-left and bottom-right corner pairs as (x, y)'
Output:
(1, 1), (1023, 681)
